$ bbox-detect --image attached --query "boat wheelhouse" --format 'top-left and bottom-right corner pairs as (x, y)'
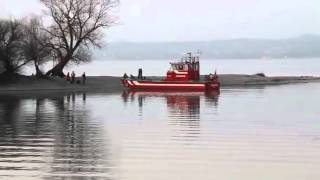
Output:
(165, 52), (200, 81)
(121, 52), (220, 91)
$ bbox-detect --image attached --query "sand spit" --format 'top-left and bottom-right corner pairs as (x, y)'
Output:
(0, 74), (319, 93)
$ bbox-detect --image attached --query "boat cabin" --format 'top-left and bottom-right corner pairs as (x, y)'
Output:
(164, 52), (200, 81)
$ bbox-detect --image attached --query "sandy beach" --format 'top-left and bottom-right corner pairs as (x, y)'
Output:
(0, 74), (319, 93)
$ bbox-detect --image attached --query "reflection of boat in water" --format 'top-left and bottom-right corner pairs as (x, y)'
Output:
(121, 52), (220, 91)
(122, 90), (219, 100)
(122, 90), (220, 116)
(122, 90), (219, 97)
(121, 90), (219, 140)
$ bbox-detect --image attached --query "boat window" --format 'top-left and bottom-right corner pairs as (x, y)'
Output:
(171, 64), (176, 70)
(190, 64), (194, 71)
(184, 64), (189, 70)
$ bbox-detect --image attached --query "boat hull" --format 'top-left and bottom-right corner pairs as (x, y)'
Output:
(121, 79), (220, 91)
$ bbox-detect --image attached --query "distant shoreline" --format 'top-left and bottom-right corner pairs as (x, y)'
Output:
(0, 74), (319, 93)
(95, 35), (320, 60)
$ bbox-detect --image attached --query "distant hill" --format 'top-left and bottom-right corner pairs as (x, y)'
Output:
(94, 35), (320, 60)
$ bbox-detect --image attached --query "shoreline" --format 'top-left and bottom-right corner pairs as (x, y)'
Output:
(0, 74), (320, 93)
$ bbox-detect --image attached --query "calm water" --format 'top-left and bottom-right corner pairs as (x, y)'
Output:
(0, 82), (320, 179)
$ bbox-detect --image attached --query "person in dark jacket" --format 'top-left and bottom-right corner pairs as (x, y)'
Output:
(138, 68), (143, 79)
(82, 72), (86, 85)
(123, 73), (128, 79)
(71, 71), (75, 84)
(65, 72), (71, 82)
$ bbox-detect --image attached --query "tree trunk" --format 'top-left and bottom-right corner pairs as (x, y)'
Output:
(45, 58), (69, 77)
(4, 61), (15, 74)
(46, 63), (65, 77)
(34, 61), (44, 77)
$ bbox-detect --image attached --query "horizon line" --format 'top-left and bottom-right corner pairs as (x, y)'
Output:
(107, 34), (320, 44)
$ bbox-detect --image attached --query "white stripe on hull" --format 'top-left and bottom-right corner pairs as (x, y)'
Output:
(127, 80), (133, 86)
(173, 71), (188, 75)
(132, 81), (205, 87)
(176, 75), (187, 78)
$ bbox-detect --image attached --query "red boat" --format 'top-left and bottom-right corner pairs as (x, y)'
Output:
(121, 52), (220, 91)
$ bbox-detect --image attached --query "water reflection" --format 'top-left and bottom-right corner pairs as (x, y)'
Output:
(121, 90), (220, 141)
(0, 96), (21, 135)
(122, 90), (219, 118)
(0, 92), (113, 179)
(0, 84), (320, 179)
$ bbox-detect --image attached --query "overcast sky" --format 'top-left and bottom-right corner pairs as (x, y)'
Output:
(1, 0), (320, 42)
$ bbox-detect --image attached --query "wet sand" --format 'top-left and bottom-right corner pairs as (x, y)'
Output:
(0, 74), (319, 92)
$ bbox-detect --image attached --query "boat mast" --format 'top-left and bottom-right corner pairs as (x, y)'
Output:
(187, 52), (192, 62)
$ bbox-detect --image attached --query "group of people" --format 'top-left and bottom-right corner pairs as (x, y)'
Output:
(65, 71), (87, 85)
(123, 68), (145, 80)
(207, 71), (218, 81)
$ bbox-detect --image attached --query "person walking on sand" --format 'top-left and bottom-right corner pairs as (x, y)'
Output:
(82, 72), (86, 85)
(71, 71), (76, 84)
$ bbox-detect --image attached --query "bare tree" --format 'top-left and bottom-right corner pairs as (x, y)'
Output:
(23, 17), (51, 77)
(41, 0), (118, 77)
(0, 19), (30, 74)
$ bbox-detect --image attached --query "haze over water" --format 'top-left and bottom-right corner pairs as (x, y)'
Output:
(0, 81), (320, 179)
(23, 58), (320, 77)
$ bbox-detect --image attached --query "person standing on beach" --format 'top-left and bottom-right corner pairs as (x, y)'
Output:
(71, 71), (76, 84)
(82, 72), (86, 85)
(138, 68), (143, 79)
(65, 72), (71, 82)
(123, 73), (128, 79)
